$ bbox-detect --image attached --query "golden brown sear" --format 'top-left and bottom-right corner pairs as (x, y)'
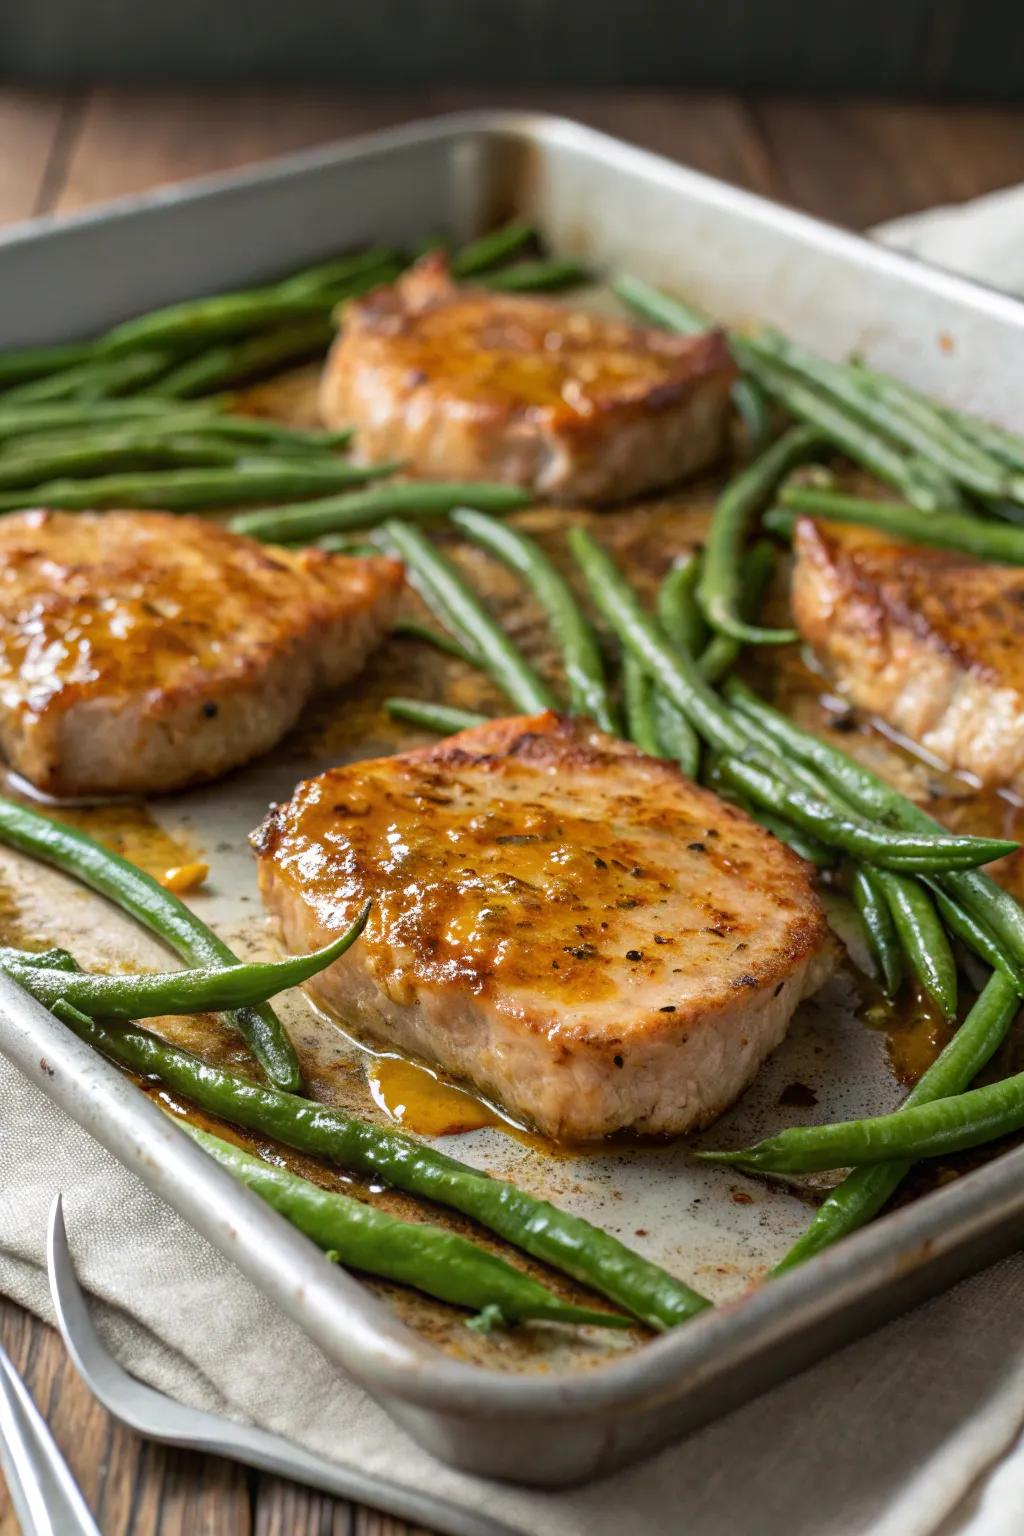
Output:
(319, 255), (736, 504)
(0, 509), (403, 797)
(253, 712), (834, 1140)
(792, 516), (1024, 793)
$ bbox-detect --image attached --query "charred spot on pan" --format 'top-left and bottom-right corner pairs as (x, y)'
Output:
(778, 1081), (818, 1108)
(625, 949), (643, 962)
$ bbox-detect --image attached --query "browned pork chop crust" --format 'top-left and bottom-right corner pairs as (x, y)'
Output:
(792, 516), (1024, 793)
(0, 510), (403, 797)
(253, 712), (834, 1140)
(319, 255), (736, 504)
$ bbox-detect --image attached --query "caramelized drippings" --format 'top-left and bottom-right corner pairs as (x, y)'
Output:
(863, 987), (955, 1087)
(367, 1055), (497, 1136)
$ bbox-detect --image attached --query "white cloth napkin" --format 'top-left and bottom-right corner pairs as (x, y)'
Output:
(4, 185), (1024, 1536)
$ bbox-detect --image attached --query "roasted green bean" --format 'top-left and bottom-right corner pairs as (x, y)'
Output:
(451, 509), (617, 732)
(56, 1009), (710, 1330)
(483, 258), (589, 293)
(848, 865), (904, 996)
(233, 481), (531, 543)
(452, 221), (537, 278)
(779, 485), (1024, 564)
(0, 796), (300, 1090)
(385, 699), (487, 733)
(186, 1125), (625, 1328)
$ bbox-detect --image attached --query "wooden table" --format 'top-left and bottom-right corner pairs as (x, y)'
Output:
(2, 84), (1024, 1536)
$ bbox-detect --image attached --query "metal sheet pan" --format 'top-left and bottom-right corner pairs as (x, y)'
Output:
(2, 112), (1024, 1490)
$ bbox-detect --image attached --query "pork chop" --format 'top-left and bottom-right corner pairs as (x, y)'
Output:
(792, 516), (1024, 793)
(0, 509), (403, 797)
(253, 711), (834, 1140)
(319, 254), (736, 505)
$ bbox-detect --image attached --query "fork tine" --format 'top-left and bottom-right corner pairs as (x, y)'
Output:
(0, 1340), (101, 1536)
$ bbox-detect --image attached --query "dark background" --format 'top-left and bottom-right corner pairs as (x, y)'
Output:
(2, 0), (1021, 97)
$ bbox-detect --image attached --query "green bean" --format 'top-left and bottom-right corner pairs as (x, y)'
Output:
(920, 880), (1024, 991)
(101, 289), (342, 357)
(382, 522), (557, 714)
(450, 509), (617, 733)
(0, 458), (398, 514)
(656, 554), (707, 656)
(698, 541), (778, 684)
(452, 221), (537, 278)
(0, 341), (98, 388)
(277, 249), (404, 297)
(612, 274), (774, 453)
(231, 481), (531, 543)
(0, 432), (244, 489)
(652, 690), (701, 779)
(714, 754), (1013, 874)
(725, 678), (1024, 978)
(385, 698), (487, 734)
(622, 653), (661, 755)
(704, 972), (1024, 1175)
(779, 485), (1024, 564)
(747, 331), (1010, 500)
(152, 318), (335, 399)
(1, 909), (368, 1019)
(873, 869), (958, 1020)
(775, 970), (1020, 1268)
(4, 351), (175, 405)
(0, 796), (300, 1091)
(185, 1125), (625, 1329)
(56, 1008), (709, 1330)
(392, 619), (479, 666)
(483, 258), (590, 293)
(569, 528), (749, 757)
(0, 398), (230, 441)
(699, 425), (821, 644)
(612, 275), (707, 334)
(734, 342), (948, 513)
(849, 865), (904, 996)
(950, 408), (1024, 476)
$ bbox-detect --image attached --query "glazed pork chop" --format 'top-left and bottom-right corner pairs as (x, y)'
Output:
(319, 255), (736, 505)
(792, 516), (1024, 794)
(254, 712), (834, 1140)
(0, 510), (402, 798)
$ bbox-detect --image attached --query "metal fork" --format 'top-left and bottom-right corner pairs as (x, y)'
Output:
(0, 1338), (101, 1536)
(45, 1195), (519, 1536)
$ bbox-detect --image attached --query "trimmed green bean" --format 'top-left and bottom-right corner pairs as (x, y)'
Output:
(568, 528), (749, 757)
(698, 540), (778, 684)
(4, 351), (175, 405)
(0, 341), (97, 388)
(740, 805), (835, 867)
(0, 398), (229, 441)
(1, 909), (367, 1019)
(385, 699), (487, 733)
(699, 424), (820, 644)
(873, 869), (958, 1020)
(483, 258), (589, 293)
(152, 318), (335, 399)
(747, 330), (1008, 500)
(101, 291), (340, 358)
(849, 865), (904, 996)
(0, 459), (398, 514)
(704, 972), (1024, 1174)
(775, 970), (1020, 1268)
(0, 796), (300, 1091)
(714, 756), (1013, 875)
(277, 249), (404, 297)
(451, 508), (617, 732)
(622, 653), (661, 755)
(656, 554), (707, 657)
(392, 619), (479, 666)
(452, 221), (537, 278)
(0, 432), (242, 489)
(652, 690), (701, 779)
(734, 342), (948, 513)
(383, 522), (557, 714)
(232, 481), (531, 543)
(921, 880), (1024, 991)
(186, 1125), (625, 1329)
(780, 485), (1024, 564)
(56, 1009), (710, 1330)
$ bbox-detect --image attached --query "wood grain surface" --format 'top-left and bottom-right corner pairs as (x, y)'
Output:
(2, 84), (1024, 1536)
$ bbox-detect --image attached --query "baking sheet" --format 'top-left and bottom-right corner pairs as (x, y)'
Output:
(3, 113), (1024, 1486)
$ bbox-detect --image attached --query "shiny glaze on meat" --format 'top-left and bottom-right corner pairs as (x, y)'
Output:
(319, 255), (735, 504)
(792, 517), (1024, 794)
(0, 509), (403, 797)
(253, 712), (834, 1140)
